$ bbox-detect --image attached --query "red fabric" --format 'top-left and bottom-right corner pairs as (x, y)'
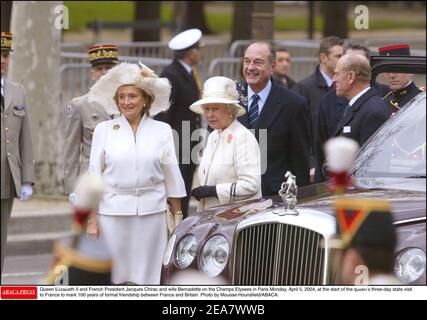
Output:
(73, 208), (90, 226)
(378, 44), (409, 52)
(328, 171), (352, 193)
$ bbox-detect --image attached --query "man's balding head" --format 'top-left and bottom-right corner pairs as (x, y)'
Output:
(338, 54), (371, 83)
(333, 54), (371, 100)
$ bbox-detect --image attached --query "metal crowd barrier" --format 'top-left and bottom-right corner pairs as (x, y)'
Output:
(228, 39), (426, 58)
(229, 39), (321, 58)
(61, 40), (228, 80)
(208, 56), (318, 82)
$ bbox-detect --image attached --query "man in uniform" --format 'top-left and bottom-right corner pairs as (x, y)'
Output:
(379, 44), (424, 115)
(155, 29), (204, 218)
(332, 198), (400, 285)
(1, 32), (36, 279)
(54, 44), (120, 285)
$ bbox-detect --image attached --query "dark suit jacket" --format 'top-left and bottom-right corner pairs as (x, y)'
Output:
(273, 74), (296, 89)
(314, 89), (347, 182)
(291, 65), (332, 156)
(314, 83), (391, 182)
(237, 81), (311, 195)
(333, 87), (390, 147)
(155, 59), (201, 148)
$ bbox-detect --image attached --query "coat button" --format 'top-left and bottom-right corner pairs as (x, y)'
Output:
(7, 152), (11, 156)
(5, 128), (8, 131)
(6, 140), (10, 144)
(4, 115), (8, 119)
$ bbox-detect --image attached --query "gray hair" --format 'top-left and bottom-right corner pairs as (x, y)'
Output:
(340, 54), (371, 83)
(226, 104), (238, 118)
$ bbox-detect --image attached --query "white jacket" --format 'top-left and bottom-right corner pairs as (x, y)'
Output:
(89, 115), (186, 216)
(197, 120), (262, 211)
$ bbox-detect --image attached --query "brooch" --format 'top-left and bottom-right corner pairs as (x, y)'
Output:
(113, 124), (120, 131)
(227, 133), (233, 144)
(236, 82), (248, 108)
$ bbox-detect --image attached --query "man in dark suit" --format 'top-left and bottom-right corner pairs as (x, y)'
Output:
(273, 47), (296, 89)
(155, 29), (203, 217)
(292, 36), (344, 181)
(314, 43), (390, 182)
(237, 42), (310, 195)
(332, 54), (390, 147)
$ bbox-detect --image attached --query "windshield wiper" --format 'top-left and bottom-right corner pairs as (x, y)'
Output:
(406, 175), (427, 178)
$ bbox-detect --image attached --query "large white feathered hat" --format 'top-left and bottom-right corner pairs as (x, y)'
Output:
(88, 62), (171, 117)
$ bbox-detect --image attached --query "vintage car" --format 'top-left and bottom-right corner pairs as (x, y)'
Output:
(161, 56), (426, 285)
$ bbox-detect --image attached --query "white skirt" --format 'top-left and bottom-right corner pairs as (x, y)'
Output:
(98, 212), (167, 285)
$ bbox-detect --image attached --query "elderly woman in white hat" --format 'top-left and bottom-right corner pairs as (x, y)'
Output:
(190, 76), (261, 211)
(85, 62), (186, 285)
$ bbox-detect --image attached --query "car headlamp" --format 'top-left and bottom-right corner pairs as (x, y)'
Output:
(394, 248), (426, 283)
(175, 234), (197, 269)
(200, 235), (229, 277)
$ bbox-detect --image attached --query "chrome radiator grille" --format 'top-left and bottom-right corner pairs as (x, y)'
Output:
(231, 223), (325, 285)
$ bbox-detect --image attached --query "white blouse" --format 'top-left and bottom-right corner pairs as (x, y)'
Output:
(197, 119), (262, 211)
(89, 114), (186, 216)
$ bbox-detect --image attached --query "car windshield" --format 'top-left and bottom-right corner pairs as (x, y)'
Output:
(352, 92), (426, 185)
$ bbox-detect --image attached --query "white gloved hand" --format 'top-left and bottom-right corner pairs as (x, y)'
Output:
(20, 183), (33, 201)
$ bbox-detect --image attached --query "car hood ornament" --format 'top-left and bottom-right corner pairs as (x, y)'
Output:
(273, 171), (299, 216)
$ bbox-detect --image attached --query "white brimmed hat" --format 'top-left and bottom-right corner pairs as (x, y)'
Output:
(88, 62), (171, 117)
(189, 76), (246, 116)
(168, 28), (202, 51)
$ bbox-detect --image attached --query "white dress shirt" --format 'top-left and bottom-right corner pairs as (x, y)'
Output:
(89, 114), (186, 216)
(197, 119), (262, 211)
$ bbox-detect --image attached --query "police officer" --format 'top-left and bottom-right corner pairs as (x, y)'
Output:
(155, 29), (204, 218)
(63, 44), (120, 194)
(331, 198), (401, 285)
(1, 32), (36, 278)
(379, 44), (424, 115)
(51, 44), (120, 285)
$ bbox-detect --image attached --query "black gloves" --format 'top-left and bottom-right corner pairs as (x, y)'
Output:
(190, 186), (217, 201)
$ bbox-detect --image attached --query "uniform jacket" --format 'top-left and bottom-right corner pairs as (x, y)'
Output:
(382, 81), (423, 114)
(197, 120), (261, 211)
(333, 87), (390, 145)
(237, 80), (310, 195)
(1, 78), (35, 199)
(89, 115), (186, 216)
(155, 59), (202, 156)
(63, 93), (118, 194)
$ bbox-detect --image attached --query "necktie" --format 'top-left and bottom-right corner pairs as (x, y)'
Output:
(343, 103), (351, 118)
(191, 67), (202, 97)
(248, 94), (260, 129)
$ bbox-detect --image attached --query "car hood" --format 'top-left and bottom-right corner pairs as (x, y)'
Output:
(176, 181), (426, 239)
